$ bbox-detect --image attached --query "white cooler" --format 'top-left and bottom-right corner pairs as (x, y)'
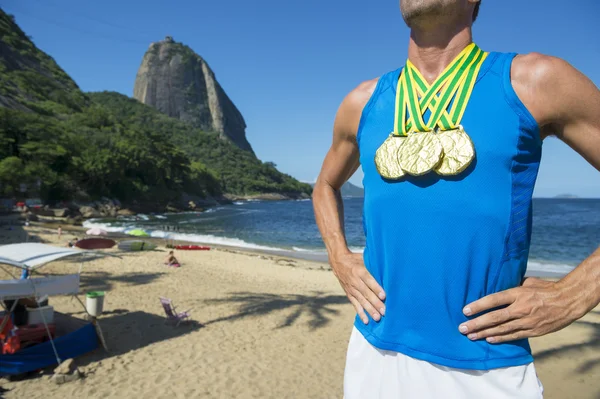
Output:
(26, 305), (54, 324)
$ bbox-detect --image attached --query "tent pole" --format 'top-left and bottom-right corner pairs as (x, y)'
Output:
(0, 299), (19, 333)
(73, 295), (108, 352)
(28, 279), (62, 365)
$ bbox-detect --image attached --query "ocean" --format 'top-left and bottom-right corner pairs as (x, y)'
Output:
(84, 198), (600, 277)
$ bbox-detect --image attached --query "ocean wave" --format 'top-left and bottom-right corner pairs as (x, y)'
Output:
(154, 215), (167, 219)
(291, 246), (364, 254)
(85, 219), (287, 251)
(151, 231), (286, 251)
(526, 260), (575, 275)
(292, 247), (326, 253)
(233, 201), (245, 205)
(83, 220), (128, 233)
(349, 247), (365, 253)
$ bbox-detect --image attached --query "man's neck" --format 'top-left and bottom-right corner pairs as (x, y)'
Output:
(407, 26), (473, 84)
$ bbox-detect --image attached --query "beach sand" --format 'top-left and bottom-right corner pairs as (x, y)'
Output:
(1, 224), (599, 398)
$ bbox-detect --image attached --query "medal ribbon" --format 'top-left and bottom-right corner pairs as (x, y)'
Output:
(393, 44), (487, 135)
(409, 48), (487, 130)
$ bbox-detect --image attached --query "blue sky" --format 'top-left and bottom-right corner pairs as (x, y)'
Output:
(2, 0), (599, 197)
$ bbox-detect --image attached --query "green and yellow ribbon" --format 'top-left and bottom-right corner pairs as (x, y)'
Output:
(393, 43), (488, 136)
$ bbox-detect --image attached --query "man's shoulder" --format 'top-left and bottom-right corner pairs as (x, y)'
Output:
(510, 52), (580, 127)
(511, 52), (570, 89)
(334, 77), (381, 138)
(343, 77), (380, 111)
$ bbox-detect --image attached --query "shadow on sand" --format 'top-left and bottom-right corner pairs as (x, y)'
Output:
(78, 310), (203, 367)
(202, 291), (348, 330)
(2, 310), (202, 385)
(534, 312), (600, 397)
(79, 270), (164, 292)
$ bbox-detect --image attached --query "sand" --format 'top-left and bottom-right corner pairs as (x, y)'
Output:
(1, 224), (599, 398)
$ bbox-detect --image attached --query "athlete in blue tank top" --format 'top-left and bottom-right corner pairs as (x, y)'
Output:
(313, 1), (600, 397)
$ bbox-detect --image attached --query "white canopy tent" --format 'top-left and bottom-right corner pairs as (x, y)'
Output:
(0, 275), (80, 301)
(0, 243), (104, 271)
(0, 243), (111, 357)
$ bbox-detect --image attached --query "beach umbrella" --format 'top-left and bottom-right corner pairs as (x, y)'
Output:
(86, 227), (108, 236)
(128, 229), (150, 237)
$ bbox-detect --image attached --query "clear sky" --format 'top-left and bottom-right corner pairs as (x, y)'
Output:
(2, 0), (599, 197)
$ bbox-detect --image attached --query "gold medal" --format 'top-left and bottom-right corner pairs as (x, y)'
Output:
(398, 132), (443, 176)
(375, 134), (407, 180)
(376, 43), (487, 180)
(435, 126), (475, 175)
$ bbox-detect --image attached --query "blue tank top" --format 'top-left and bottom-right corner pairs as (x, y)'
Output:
(356, 52), (542, 370)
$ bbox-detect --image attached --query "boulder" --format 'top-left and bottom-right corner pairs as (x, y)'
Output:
(98, 203), (117, 217)
(54, 358), (76, 375)
(51, 358), (84, 385)
(54, 208), (70, 218)
(65, 215), (84, 226)
(79, 206), (102, 218)
(24, 212), (38, 222)
(117, 208), (136, 216)
(30, 207), (55, 217)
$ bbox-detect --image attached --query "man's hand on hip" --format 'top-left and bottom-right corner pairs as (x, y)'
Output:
(458, 277), (582, 343)
(331, 252), (386, 324)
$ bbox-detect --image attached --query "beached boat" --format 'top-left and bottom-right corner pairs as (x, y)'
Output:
(75, 238), (116, 249)
(173, 245), (211, 251)
(117, 240), (157, 251)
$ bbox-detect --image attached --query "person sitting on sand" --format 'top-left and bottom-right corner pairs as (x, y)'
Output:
(164, 251), (180, 267)
(67, 237), (79, 248)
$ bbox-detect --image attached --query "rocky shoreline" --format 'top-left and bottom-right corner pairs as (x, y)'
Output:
(19, 192), (311, 226)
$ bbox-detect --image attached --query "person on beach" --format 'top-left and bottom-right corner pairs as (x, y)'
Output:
(57, 225), (62, 239)
(312, 1), (600, 397)
(164, 251), (180, 267)
(67, 237), (79, 248)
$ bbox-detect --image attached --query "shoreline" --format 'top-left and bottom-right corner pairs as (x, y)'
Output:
(21, 219), (572, 279)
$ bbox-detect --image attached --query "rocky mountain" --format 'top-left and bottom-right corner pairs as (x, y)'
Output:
(310, 182), (364, 197)
(0, 10), (311, 209)
(0, 12), (87, 113)
(133, 36), (253, 153)
(341, 182), (364, 197)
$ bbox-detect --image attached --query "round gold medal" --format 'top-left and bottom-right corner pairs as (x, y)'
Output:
(375, 134), (406, 180)
(434, 126), (475, 176)
(398, 132), (443, 176)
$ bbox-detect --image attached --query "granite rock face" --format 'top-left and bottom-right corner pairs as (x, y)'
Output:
(133, 36), (253, 153)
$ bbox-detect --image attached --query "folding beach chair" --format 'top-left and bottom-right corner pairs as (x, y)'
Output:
(159, 297), (192, 327)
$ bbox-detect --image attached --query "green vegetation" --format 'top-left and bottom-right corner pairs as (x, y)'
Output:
(0, 10), (311, 206)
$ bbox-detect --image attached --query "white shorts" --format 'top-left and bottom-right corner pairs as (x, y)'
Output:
(344, 327), (544, 399)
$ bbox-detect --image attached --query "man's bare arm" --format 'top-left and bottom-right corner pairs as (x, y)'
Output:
(313, 79), (387, 324)
(459, 54), (600, 343)
(526, 54), (600, 311)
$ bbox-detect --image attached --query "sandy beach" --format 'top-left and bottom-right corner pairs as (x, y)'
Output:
(1, 224), (599, 398)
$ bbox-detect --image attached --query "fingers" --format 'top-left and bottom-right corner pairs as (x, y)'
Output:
(348, 296), (369, 324)
(459, 307), (514, 335)
(363, 273), (386, 301)
(357, 277), (386, 316)
(352, 288), (383, 322)
(463, 289), (517, 317)
(461, 320), (526, 342)
(484, 330), (529, 344)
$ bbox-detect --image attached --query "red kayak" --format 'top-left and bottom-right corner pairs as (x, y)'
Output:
(75, 238), (117, 249)
(174, 245), (210, 251)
